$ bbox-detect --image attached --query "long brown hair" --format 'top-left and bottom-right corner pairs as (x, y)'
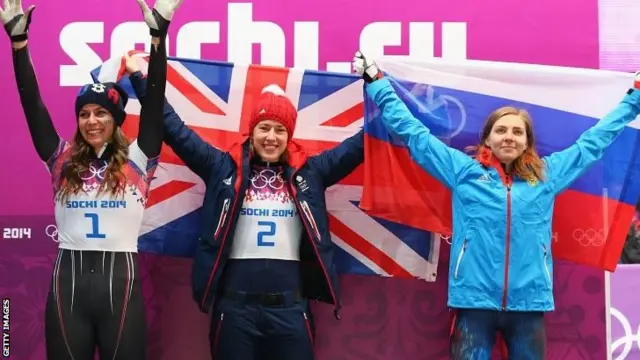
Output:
(57, 128), (130, 202)
(466, 106), (545, 182)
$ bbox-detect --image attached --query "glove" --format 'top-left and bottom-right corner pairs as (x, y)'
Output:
(135, 0), (183, 38)
(0, 0), (35, 42)
(352, 51), (382, 83)
(634, 71), (640, 90)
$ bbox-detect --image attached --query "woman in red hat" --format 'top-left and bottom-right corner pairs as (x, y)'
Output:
(126, 69), (364, 359)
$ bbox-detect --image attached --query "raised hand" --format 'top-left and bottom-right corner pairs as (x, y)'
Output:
(135, 0), (183, 38)
(0, 0), (35, 42)
(352, 50), (382, 83)
(123, 52), (141, 74)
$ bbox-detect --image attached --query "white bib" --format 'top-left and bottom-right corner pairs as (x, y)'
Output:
(48, 140), (156, 253)
(230, 166), (303, 260)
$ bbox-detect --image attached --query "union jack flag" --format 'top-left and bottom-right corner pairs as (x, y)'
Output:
(91, 52), (441, 281)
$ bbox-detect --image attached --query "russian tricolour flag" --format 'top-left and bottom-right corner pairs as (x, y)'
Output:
(360, 57), (640, 271)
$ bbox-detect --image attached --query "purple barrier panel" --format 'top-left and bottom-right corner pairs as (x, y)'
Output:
(609, 265), (640, 360)
(0, 219), (606, 360)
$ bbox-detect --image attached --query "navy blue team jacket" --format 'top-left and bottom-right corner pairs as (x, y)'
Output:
(130, 72), (364, 317)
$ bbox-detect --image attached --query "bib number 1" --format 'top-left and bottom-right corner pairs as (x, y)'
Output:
(257, 221), (276, 247)
(84, 213), (106, 239)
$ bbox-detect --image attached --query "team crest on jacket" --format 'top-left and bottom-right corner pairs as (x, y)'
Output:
(296, 175), (309, 192)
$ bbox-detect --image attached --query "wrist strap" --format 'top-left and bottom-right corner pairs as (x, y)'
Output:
(9, 33), (27, 42)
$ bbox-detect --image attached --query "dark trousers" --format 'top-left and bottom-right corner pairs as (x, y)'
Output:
(450, 309), (546, 360)
(209, 290), (315, 360)
(45, 249), (147, 360)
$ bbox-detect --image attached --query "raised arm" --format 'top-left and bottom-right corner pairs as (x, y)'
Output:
(544, 81), (640, 194)
(1, 2), (60, 161)
(133, 0), (180, 159)
(353, 51), (474, 189)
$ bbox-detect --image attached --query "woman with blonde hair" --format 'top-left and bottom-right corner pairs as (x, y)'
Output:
(1, 0), (182, 358)
(352, 50), (640, 359)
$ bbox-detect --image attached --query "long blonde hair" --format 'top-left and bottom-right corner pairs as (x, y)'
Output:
(57, 128), (130, 202)
(466, 106), (545, 182)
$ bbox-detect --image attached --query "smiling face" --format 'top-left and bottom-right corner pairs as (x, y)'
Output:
(77, 104), (115, 152)
(251, 119), (289, 162)
(484, 114), (529, 165)
(479, 106), (537, 170)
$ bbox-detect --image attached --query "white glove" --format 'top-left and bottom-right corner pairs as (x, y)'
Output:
(352, 51), (382, 83)
(0, 0), (35, 42)
(135, 0), (183, 37)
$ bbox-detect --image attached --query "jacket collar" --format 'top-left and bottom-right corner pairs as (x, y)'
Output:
(476, 146), (512, 185)
(87, 143), (114, 162)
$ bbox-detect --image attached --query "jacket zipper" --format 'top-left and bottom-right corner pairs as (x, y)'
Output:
(300, 200), (322, 242)
(213, 198), (231, 238)
(211, 313), (224, 356)
(542, 244), (551, 284)
(289, 180), (337, 306)
(501, 179), (512, 311)
(302, 312), (314, 346)
(454, 240), (467, 279)
(201, 191), (242, 311)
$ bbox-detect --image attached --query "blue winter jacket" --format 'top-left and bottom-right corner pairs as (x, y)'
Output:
(365, 77), (640, 312)
(130, 72), (364, 315)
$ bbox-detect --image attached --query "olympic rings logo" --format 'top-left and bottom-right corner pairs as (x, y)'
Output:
(45, 224), (59, 243)
(572, 228), (605, 247)
(250, 168), (284, 190)
(79, 162), (108, 181)
(610, 307), (640, 360)
(440, 235), (452, 245)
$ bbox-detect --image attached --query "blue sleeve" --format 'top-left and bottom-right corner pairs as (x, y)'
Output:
(309, 129), (364, 188)
(129, 72), (224, 181)
(544, 89), (640, 194)
(364, 77), (474, 189)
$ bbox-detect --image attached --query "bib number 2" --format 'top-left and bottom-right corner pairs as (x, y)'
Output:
(257, 221), (276, 247)
(84, 213), (106, 239)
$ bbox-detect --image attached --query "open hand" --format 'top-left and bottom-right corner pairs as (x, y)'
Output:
(0, 0), (35, 42)
(135, 0), (183, 37)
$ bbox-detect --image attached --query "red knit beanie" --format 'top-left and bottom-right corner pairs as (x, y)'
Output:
(249, 85), (298, 139)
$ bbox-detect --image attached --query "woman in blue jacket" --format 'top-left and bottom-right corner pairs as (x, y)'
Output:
(127, 68), (364, 360)
(352, 51), (640, 359)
